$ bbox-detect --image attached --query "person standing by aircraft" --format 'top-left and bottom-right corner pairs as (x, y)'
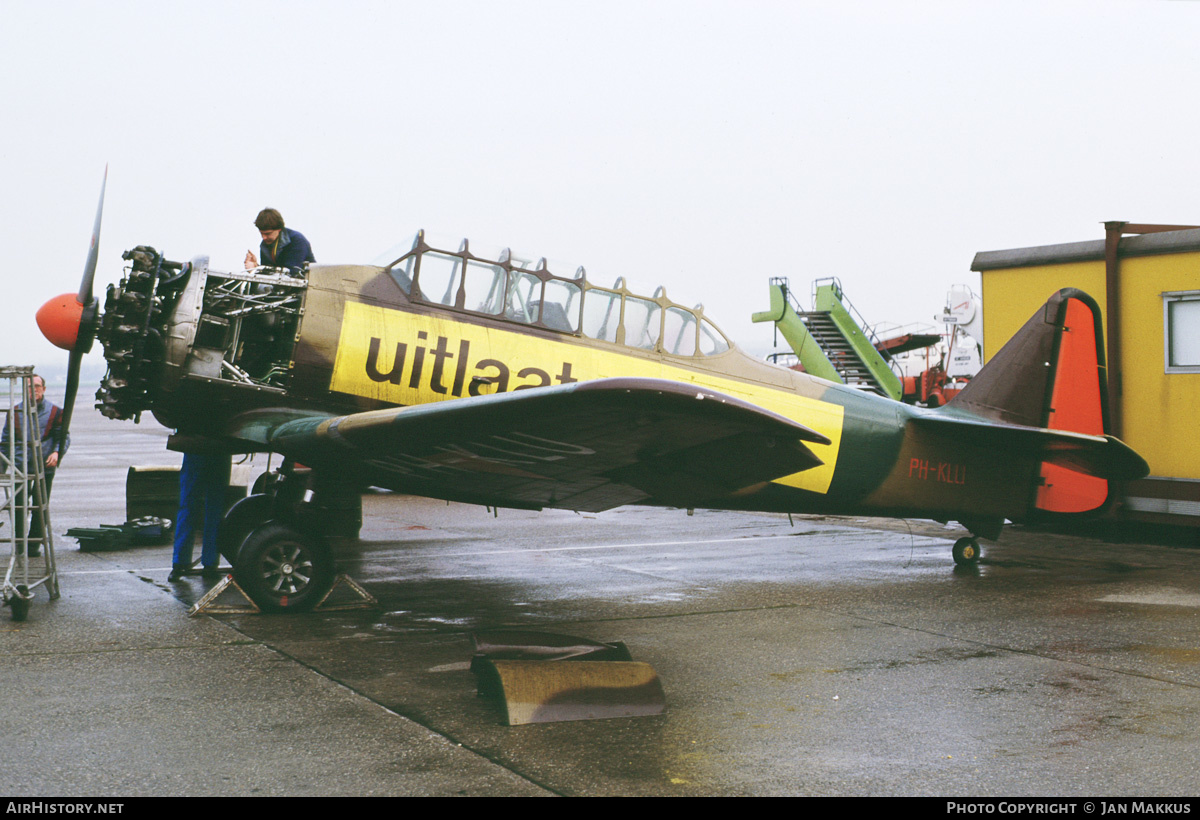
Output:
(169, 452), (232, 581)
(244, 208), (314, 275)
(1, 373), (68, 556)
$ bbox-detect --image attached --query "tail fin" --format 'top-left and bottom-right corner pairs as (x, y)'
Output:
(948, 288), (1129, 515)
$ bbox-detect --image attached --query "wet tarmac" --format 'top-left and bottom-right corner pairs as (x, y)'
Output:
(5, 394), (1200, 796)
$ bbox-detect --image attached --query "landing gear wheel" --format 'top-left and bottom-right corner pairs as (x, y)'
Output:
(952, 537), (981, 566)
(218, 493), (273, 564)
(234, 522), (334, 613)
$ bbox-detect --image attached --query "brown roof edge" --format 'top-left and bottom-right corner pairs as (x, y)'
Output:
(972, 227), (1200, 272)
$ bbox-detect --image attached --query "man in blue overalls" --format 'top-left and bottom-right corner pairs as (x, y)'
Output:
(169, 452), (232, 581)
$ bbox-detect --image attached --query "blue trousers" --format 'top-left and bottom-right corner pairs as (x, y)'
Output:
(172, 453), (231, 568)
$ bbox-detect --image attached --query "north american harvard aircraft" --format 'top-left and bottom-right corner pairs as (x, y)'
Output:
(37, 175), (1149, 613)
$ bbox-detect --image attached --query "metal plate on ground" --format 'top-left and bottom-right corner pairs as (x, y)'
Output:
(474, 659), (666, 725)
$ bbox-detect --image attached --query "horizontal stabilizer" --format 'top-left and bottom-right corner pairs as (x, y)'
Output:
(913, 413), (1149, 481)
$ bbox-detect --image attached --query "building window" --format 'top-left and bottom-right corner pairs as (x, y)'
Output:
(1164, 291), (1200, 373)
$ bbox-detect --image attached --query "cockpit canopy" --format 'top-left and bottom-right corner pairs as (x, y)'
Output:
(382, 230), (730, 357)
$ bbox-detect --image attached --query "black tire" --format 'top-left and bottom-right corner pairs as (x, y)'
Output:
(234, 522), (333, 613)
(952, 537), (981, 566)
(218, 493), (273, 564)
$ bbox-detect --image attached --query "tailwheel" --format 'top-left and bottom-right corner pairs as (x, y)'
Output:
(234, 521), (334, 613)
(952, 537), (981, 566)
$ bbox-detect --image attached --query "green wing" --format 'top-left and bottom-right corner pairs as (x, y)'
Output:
(227, 377), (831, 512)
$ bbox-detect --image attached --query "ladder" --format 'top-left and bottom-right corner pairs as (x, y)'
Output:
(799, 311), (886, 391)
(754, 277), (902, 399)
(2, 366), (59, 621)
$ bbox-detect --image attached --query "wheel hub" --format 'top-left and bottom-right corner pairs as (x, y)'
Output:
(261, 544), (313, 595)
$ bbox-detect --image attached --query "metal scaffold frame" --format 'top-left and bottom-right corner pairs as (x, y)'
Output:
(2, 366), (59, 621)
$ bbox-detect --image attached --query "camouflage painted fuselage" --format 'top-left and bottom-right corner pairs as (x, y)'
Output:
(98, 242), (1138, 544)
(215, 263), (1034, 533)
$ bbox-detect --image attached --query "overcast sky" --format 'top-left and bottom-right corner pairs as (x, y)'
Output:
(4, 0), (1199, 376)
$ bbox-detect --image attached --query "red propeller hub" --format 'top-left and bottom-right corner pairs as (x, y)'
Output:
(36, 293), (85, 351)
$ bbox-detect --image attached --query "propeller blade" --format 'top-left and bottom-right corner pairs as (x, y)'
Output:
(78, 165), (107, 305)
(57, 350), (83, 459)
(55, 166), (108, 462)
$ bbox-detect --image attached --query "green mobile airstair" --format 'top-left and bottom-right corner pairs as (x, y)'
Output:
(753, 277), (902, 400)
